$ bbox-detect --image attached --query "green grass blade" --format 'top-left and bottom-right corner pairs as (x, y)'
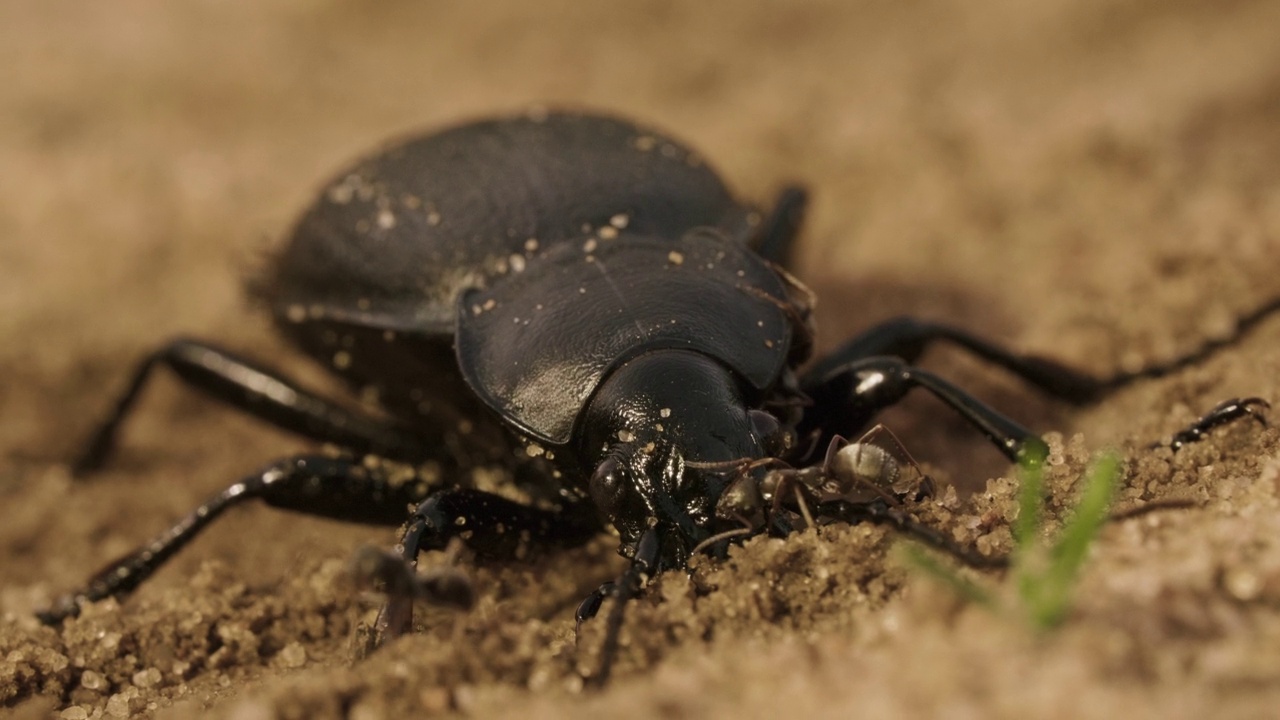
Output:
(899, 444), (1119, 632)
(1032, 452), (1120, 628)
(1013, 441), (1048, 549)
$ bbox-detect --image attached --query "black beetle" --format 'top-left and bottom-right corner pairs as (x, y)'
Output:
(44, 110), (1276, 682)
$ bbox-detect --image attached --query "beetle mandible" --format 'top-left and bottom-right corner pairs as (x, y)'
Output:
(44, 110), (1276, 682)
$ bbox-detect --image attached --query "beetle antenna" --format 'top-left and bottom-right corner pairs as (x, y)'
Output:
(684, 456), (788, 472)
(683, 457), (750, 471)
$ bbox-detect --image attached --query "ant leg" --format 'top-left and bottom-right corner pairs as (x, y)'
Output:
(39, 453), (430, 624)
(374, 489), (600, 646)
(74, 338), (424, 475)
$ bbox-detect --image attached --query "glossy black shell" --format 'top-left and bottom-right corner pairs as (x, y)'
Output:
(264, 111), (795, 459)
(458, 229), (796, 444)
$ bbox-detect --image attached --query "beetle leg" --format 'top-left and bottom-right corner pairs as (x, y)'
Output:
(586, 526), (660, 688)
(752, 185), (808, 268)
(350, 544), (474, 610)
(349, 543), (475, 659)
(801, 301), (1280, 458)
(799, 355), (1048, 462)
(1109, 297), (1280, 388)
(373, 489), (600, 646)
(39, 453), (428, 625)
(804, 316), (1110, 403)
(807, 298), (1280, 406)
(1153, 396), (1270, 451)
(73, 338), (423, 475)
(574, 581), (615, 638)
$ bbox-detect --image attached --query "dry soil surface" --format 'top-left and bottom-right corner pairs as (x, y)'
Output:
(4, 1), (1280, 719)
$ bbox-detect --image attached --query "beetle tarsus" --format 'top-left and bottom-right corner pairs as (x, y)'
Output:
(1155, 396), (1270, 452)
(350, 545), (474, 610)
(587, 527), (660, 689)
(1105, 298), (1280, 392)
(574, 582), (615, 642)
(352, 544), (474, 655)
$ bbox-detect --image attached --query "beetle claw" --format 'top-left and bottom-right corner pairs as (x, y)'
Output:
(1159, 396), (1272, 451)
(350, 545), (474, 654)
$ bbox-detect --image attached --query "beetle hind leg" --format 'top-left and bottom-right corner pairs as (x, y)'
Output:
(73, 338), (427, 475)
(751, 185), (808, 269)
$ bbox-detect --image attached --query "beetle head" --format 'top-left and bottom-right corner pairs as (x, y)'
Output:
(581, 349), (782, 568)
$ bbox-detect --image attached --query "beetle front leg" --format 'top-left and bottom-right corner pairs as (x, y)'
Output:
(39, 453), (427, 624)
(373, 489), (600, 646)
(74, 338), (425, 475)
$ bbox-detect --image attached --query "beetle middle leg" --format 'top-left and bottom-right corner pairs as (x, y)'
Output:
(804, 316), (1112, 406)
(39, 453), (433, 624)
(800, 354), (1049, 462)
(73, 338), (428, 475)
(371, 489), (601, 647)
(799, 306), (1280, 460)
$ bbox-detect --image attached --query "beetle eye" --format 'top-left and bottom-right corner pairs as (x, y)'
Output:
(589, 456), (627, 517)
(749, 410), (791, 456)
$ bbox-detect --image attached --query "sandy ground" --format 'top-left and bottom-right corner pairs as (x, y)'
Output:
(3, 0), (1280, 718)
